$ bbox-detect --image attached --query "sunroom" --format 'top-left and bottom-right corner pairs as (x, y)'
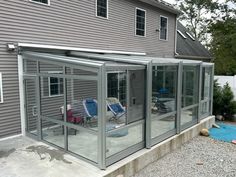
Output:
(21, 50), (214, 169)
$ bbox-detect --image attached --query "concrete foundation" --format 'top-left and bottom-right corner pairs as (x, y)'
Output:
(104, 116), (215, 177)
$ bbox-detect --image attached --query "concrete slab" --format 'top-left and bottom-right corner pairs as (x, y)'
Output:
(0, 136), (104, 177)
(0, 116), (215, 177)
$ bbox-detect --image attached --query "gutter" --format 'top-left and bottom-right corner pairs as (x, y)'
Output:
(139, 0), (181, 16)
(175, 54), (213, 62)
(17, 43), (146, 56)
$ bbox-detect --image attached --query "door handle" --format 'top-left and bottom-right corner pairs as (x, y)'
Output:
(32, 106), (38, 116)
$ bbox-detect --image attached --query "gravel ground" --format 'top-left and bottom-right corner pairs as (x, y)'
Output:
(134, 136), (236, 177)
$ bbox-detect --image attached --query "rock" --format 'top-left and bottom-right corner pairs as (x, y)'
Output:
(116, 175), (124, 177)
(196, 161), (204, 165)
(216, 115), (224, 121)
(212, 123), (220, 129)
(200, 128), (209, 136)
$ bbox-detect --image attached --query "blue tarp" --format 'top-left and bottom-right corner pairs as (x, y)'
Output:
(209, 123), (236, 142)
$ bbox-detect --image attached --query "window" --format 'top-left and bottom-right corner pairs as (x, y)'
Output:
(0, 73), (3, 103)
(30, 0), (50, 5)
(48, 76), (63, 97)
(135, 8), (146, 36)
(160, 16), (168, 40)
(96, 0), (108, 18)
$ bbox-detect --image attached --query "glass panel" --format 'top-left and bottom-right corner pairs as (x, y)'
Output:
(129, 70), (145, 123)
(40, 76), (64, 121)
(160, 17), (167, 40)
(23, 59), (37, 74)
(25, 78), (38, 135)
(201, 67), (211, 100)
(106, 123), (143, 157)
(182, 66), (199, 107)
(136, 9), (145, 36)
(201, 101), (210, 116)
(151, 115), (176, 139)
(151, 65), (177, 139)
(152, 66), (177, 115)
(39, 61), (63, 74)
(41, 119), (64, 148)
(66, 78), (98, 128)
(181, 107), (198, 126)
(68, 128), (98, 163)
(97, 0), (107, 18)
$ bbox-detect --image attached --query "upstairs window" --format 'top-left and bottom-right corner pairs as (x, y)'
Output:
(30, 0), (50, 5)
(135, 8), (146, 36)
(0, 73), (3, 103)
(160, 16), (168, 40)
(96, 0), (108, 18)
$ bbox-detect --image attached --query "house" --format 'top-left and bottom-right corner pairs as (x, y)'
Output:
(176, 21), (213, 62)
(0, 0), (214, 170)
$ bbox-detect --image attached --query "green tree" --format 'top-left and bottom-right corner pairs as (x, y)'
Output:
(209, 18), (236, 75)
(176, 0), (218, 43)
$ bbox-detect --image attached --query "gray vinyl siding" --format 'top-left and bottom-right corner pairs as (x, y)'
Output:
(0, 0), (177, 138)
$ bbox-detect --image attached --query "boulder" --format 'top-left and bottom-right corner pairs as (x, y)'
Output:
(200, 128), (209, 136)
(216, 115), (224, 121)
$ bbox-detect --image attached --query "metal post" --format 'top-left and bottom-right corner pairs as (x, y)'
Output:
(63, 66), (68, 151)
(210, 64), (215, 115)
(126, 70), (130, 125)
(198, 63), (203, 122)
(36, 61), (42, 140)
(176, 62), (183, 134)
(97, 64), (106, 169)
(146, 61), (152, 148)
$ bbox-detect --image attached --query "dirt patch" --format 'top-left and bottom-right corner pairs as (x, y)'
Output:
(0, 148), (16, 158)
(25, 145), (72, 164)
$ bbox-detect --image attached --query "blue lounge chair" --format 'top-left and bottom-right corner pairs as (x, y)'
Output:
(106, 97), (126, 120)
(83, 98), (98, 121)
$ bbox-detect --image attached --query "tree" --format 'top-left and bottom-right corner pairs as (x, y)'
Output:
(176, 0), (218, 43)
(209, 17), (236, 75)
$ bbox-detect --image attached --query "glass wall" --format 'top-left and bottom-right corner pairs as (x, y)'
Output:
(181, 65), (199, 128)
(200, 67), (212, 117)
(105, 69), (145, 162)
(151, 65), (178, 143)
(23, 53), (214, 169)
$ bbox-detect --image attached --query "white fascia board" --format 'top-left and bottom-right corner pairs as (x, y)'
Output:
(18, 43), (146, 56)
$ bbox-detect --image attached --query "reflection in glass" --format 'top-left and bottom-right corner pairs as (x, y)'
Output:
(151, 66), (177, 139)
(106, 123), (143, 157)
(41, 119), (64, 148)
(152, 66), (177, 115)
(182, 66), (199, 107)
(68, 128), (98, 162)
(181, 107), (198, 126)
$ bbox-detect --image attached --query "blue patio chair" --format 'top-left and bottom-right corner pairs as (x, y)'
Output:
(82, 98), (98, 121)
(106, 97), (126, 120)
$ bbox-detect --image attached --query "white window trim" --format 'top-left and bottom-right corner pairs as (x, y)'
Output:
(48, 71), (63, 97)
(135, 7), (146, 37)
(96, 0), (109, 19)
(29, 0), (50, 6)
(177, 30), (187, 39)
(186, 31), (195, 41)
(159, 15), (168, 41)
(0, 73), (3, 103)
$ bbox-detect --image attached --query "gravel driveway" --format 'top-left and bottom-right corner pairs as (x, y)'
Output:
(134, 136), (236, 177)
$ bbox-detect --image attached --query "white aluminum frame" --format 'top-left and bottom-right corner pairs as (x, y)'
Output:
(135, 7), (147, 37)
(0, 72), (3, 103)
(159, 15), (168, 41)
(96, 0), (109, 19)
(29, 0), (50, 6)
